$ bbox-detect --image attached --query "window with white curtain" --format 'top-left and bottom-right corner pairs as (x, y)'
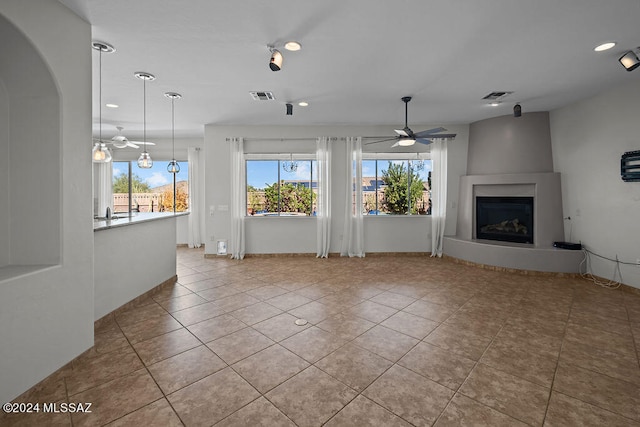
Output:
(245, 154), (317, 216)
(360, 153), (432, 216)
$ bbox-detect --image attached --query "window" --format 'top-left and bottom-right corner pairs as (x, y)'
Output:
(361, 155), (432, 215)
(246, 156), (317, 216)
(112, 161), (189, 213)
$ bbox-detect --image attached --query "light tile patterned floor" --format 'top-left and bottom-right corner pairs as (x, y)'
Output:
(3, 247), (640, 426)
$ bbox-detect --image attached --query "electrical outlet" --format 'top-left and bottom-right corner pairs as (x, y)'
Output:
(210, 235), (215, 242)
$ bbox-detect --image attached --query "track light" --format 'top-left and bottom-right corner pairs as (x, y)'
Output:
(269, 47), (283, 71)
(513, 103), (522, 118)
(619, 49), (640, 72)
(286, 103), (293, 115)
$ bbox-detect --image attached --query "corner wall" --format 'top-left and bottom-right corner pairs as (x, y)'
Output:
(0, 0), (93, 403)
(550, 78), (640, 288)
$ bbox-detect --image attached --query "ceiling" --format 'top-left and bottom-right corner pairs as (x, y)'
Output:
(59, 0), (640, 140)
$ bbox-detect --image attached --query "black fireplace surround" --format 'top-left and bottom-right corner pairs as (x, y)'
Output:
(476, 196), (534, 244)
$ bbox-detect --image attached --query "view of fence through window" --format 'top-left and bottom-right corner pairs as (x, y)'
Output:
(112, 161), (189, 213)
(246, 159), (317, 216)
(361, 159), (432, 215)
(245, 157), (432, 216)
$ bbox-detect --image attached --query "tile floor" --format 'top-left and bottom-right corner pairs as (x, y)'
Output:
(3, 247), (640, 426)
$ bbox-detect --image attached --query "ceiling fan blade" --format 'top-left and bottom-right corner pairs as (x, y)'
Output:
(126, 142), (139, 149)
(414, 127), (447, 138)
(391, 141), (400, 148)
(425, 133), (457, 139)
(394, 128), (410, 137)
(129, 140), (156, 146)
(416, 138), (433, 145)
(364, 137), (398, 145)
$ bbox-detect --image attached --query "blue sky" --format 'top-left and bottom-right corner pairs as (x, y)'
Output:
(247, 159), (432, 190)
(113, 161), (189, 188)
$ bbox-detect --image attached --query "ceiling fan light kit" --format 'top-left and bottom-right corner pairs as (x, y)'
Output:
(91, 41), (115, 163)
(398, 138), (416, 147)
(135, 71), (155, 169)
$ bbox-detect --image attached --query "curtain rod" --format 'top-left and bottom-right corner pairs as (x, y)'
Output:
(225, 137), (339, 142)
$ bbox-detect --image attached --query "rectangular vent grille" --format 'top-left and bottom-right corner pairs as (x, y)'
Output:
(250, 91), (275, 101)
(621, 150), (640, 182)
(482, 91), (513, 100)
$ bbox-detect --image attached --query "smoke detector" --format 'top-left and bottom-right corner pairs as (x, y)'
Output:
(250, 91), (275, 101)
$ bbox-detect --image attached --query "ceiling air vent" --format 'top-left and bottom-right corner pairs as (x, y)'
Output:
(250, 91), (275, 101)
(482, 91), (514, 100)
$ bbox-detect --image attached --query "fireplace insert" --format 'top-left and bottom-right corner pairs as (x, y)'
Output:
(476, 196), (534, 244)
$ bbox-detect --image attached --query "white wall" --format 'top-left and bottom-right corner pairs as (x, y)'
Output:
(551, 79), (640, 289)
(110, 136), (205, 245)
(0, 0), (94, 403)
(0, 79), (8, 267)
(94, 218), (176, 320)
(204, 124), (468, 256)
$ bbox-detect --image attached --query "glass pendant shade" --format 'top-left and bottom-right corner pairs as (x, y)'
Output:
(138, 151), (153, 168)
(92, 142), (112, 163)
(167, 159), (180, 173)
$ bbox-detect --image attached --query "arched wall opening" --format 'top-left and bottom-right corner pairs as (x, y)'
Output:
(0, 13), (61, 275)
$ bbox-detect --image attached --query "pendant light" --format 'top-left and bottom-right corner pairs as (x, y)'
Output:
(164, 92), (182, 173)
(134, 71), (155, 168)
(91, 41), (115, 163)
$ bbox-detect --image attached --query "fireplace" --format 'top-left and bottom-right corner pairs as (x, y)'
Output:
(476, 196), (534, 244)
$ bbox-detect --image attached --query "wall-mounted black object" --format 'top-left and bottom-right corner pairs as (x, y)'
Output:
(286, 103), (293, 115)
(621, 150), (640, 182)
(513, 103), (522, 117)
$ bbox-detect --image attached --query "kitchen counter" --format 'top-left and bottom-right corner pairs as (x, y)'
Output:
(94, 212), (189, 231)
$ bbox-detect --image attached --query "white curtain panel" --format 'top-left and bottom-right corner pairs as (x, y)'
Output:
(230, 138), (246, 259)
(96, 162), (113, 216)
(316, 137), (332, 258)
(340, 136), (365, 257)
(431, 139), (448, 257)
(187, 147), (202, 248)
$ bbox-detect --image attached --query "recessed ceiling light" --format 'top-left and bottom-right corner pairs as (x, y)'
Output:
(298, 101), (309, 107)
(489, 101), (501, 107)
(594, 42), (616, 52)
(105, 103), (119, 108)
(284, 41), (301, 51)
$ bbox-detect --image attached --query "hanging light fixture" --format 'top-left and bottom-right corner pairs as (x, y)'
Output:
(282, 153), (298, 173)
(412, 153), (425, 171)
(164, 92), (182, 173)
(134, 71), (155, 168)
(91, 41), (115, 163)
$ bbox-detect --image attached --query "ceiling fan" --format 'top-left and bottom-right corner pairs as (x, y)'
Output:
(366, 96), (456, 147)
(97, 126), (157, 149)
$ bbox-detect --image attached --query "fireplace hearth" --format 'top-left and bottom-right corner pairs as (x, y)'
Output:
(476, 196), (534, 244)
